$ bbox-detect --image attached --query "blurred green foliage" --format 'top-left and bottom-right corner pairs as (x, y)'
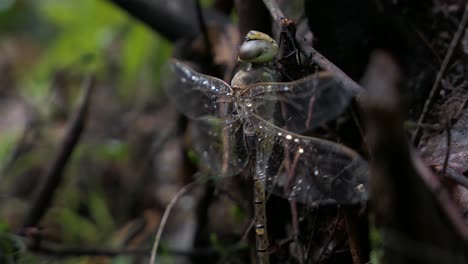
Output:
(0, 219), (15, 263)
(0, 1), (173, 263)
(0, 0), (172, 100)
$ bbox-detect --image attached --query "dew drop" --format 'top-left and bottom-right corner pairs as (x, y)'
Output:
(355, 184), (365, 193)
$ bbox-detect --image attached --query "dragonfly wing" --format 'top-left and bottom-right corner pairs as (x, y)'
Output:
(166, 59), (235, 120)
(191, 117), (249, 177)
(250, 115), (368, 205)
(249, 72), (356, 134)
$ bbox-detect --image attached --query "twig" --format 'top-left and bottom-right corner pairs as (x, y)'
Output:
(149, 181), (197, 263)
(21, 74), (95, 229)
(296, 41), (365, 95)
(261, 0), (365, 97)
(412, 3), (468, 146)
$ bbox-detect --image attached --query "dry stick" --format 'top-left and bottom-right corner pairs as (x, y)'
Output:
(149, 181), (197, 264)
(21, 75), (95, 229)
(413, 3), (468, 147)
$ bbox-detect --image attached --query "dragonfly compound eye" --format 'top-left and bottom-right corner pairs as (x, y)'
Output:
(238, 31), (278, 64)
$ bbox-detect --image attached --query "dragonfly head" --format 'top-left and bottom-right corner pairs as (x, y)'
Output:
(238, 31), (278, 64)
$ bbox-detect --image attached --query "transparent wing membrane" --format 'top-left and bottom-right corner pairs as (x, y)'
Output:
(248, 72), (356, 134)
(166, 60), (235, 120)
(251, 115), (368, 205)
(191, 118), (249, 178)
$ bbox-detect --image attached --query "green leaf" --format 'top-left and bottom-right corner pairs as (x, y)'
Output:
(88, 191), (115, 238)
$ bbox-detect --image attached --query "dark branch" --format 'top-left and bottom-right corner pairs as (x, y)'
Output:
(194, 0), (214, 63)
(107, 0), (200, 42)
(363, 51), (468, 263)
(22, 75), (96, 229)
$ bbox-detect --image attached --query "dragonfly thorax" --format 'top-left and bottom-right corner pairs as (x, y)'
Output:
(231, 63), (281, 90)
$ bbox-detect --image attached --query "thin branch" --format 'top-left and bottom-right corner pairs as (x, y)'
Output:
(149, 181), (198, 263)
(297, 41), (365, 96)
(21, 75), (96, 229)
(412, 3), (468, 146)
(261, 0), (365, 97)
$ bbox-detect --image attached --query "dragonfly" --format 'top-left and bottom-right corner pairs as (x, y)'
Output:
(166, 31), (368, 263)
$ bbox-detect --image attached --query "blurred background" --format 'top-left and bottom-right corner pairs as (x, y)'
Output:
(0, 1), (182, 263)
